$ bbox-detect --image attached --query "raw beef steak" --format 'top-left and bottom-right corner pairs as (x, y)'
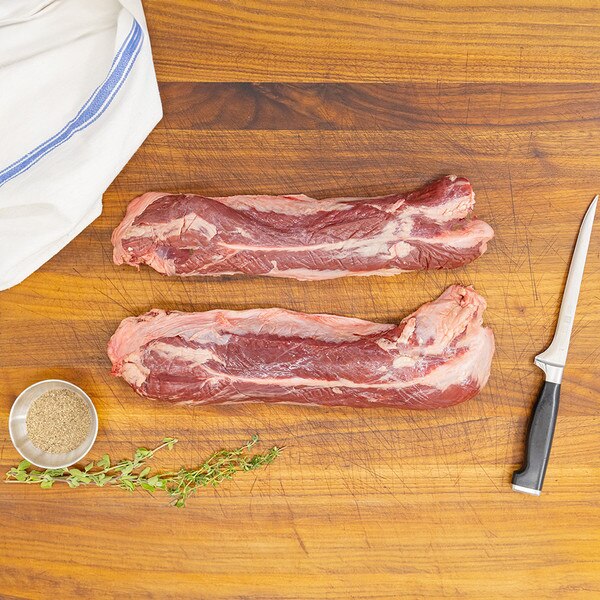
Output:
(112, 176), (494, 281)
(108, 285), (494, 409)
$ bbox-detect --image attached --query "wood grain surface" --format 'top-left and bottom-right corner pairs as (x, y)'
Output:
(2, 2), (600, 599)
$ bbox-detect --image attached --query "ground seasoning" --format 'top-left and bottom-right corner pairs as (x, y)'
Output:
(26, 388), (91, 454)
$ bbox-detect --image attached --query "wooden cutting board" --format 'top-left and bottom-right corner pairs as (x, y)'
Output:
(1, 2), (600, 598)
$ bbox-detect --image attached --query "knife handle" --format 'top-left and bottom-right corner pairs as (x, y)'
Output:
(512, 381), (561, 495)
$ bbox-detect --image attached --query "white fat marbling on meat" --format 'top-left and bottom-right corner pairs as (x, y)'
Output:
(125, 214), (218, 241)
(215, 194), (355, 216)
(390, 241), (413, 259)
(220, 219), (402, 256)
(392, 356), (417, 369)
(149, 342), (225, 365)
(120, 359), (149, 387)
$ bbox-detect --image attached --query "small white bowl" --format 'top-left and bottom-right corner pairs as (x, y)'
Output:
(9, 379), (98, 469)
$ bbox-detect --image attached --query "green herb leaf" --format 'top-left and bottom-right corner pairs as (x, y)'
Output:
(162, 437), (178, 450)
(97, 454), (110, 469)
(5, 436), (281, 508)
(135, 448), (152, 461)
(121, 479), (135, 492)
(95, 474), (112, 487)
(118, 463), (134, 476)
(47, 468), (66, 477)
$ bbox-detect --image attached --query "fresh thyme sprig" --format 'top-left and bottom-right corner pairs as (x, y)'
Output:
(5, 435), (281, 507)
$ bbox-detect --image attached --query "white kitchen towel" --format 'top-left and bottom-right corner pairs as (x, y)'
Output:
(0, 0), (162, 290)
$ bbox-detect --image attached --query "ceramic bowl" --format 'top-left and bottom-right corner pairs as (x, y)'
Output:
(8, 379), (98, 469)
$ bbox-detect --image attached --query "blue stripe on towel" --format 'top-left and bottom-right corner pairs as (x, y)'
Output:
(0, 19), (144, 188)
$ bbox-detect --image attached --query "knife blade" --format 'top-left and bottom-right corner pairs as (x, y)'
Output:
(512, 195), (598, 496)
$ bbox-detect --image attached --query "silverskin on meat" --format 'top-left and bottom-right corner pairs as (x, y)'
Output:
(112, 176), (494, 281)
(108, 286), (494, 409)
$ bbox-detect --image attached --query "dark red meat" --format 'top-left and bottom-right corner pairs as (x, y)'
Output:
(112, 176), (494, 280)
(107, 285), (494, 409)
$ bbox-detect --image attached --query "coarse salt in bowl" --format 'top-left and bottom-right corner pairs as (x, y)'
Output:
(9, 379), (98, 469)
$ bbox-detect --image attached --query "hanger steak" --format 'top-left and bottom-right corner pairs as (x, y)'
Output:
(112, 176), (494, 281)
(108, 286), (494, 409)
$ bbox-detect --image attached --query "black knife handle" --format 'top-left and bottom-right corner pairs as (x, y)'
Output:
(512, 381), (561, 495)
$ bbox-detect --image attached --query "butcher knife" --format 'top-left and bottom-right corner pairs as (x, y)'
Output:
(512, 195), (598, 495)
